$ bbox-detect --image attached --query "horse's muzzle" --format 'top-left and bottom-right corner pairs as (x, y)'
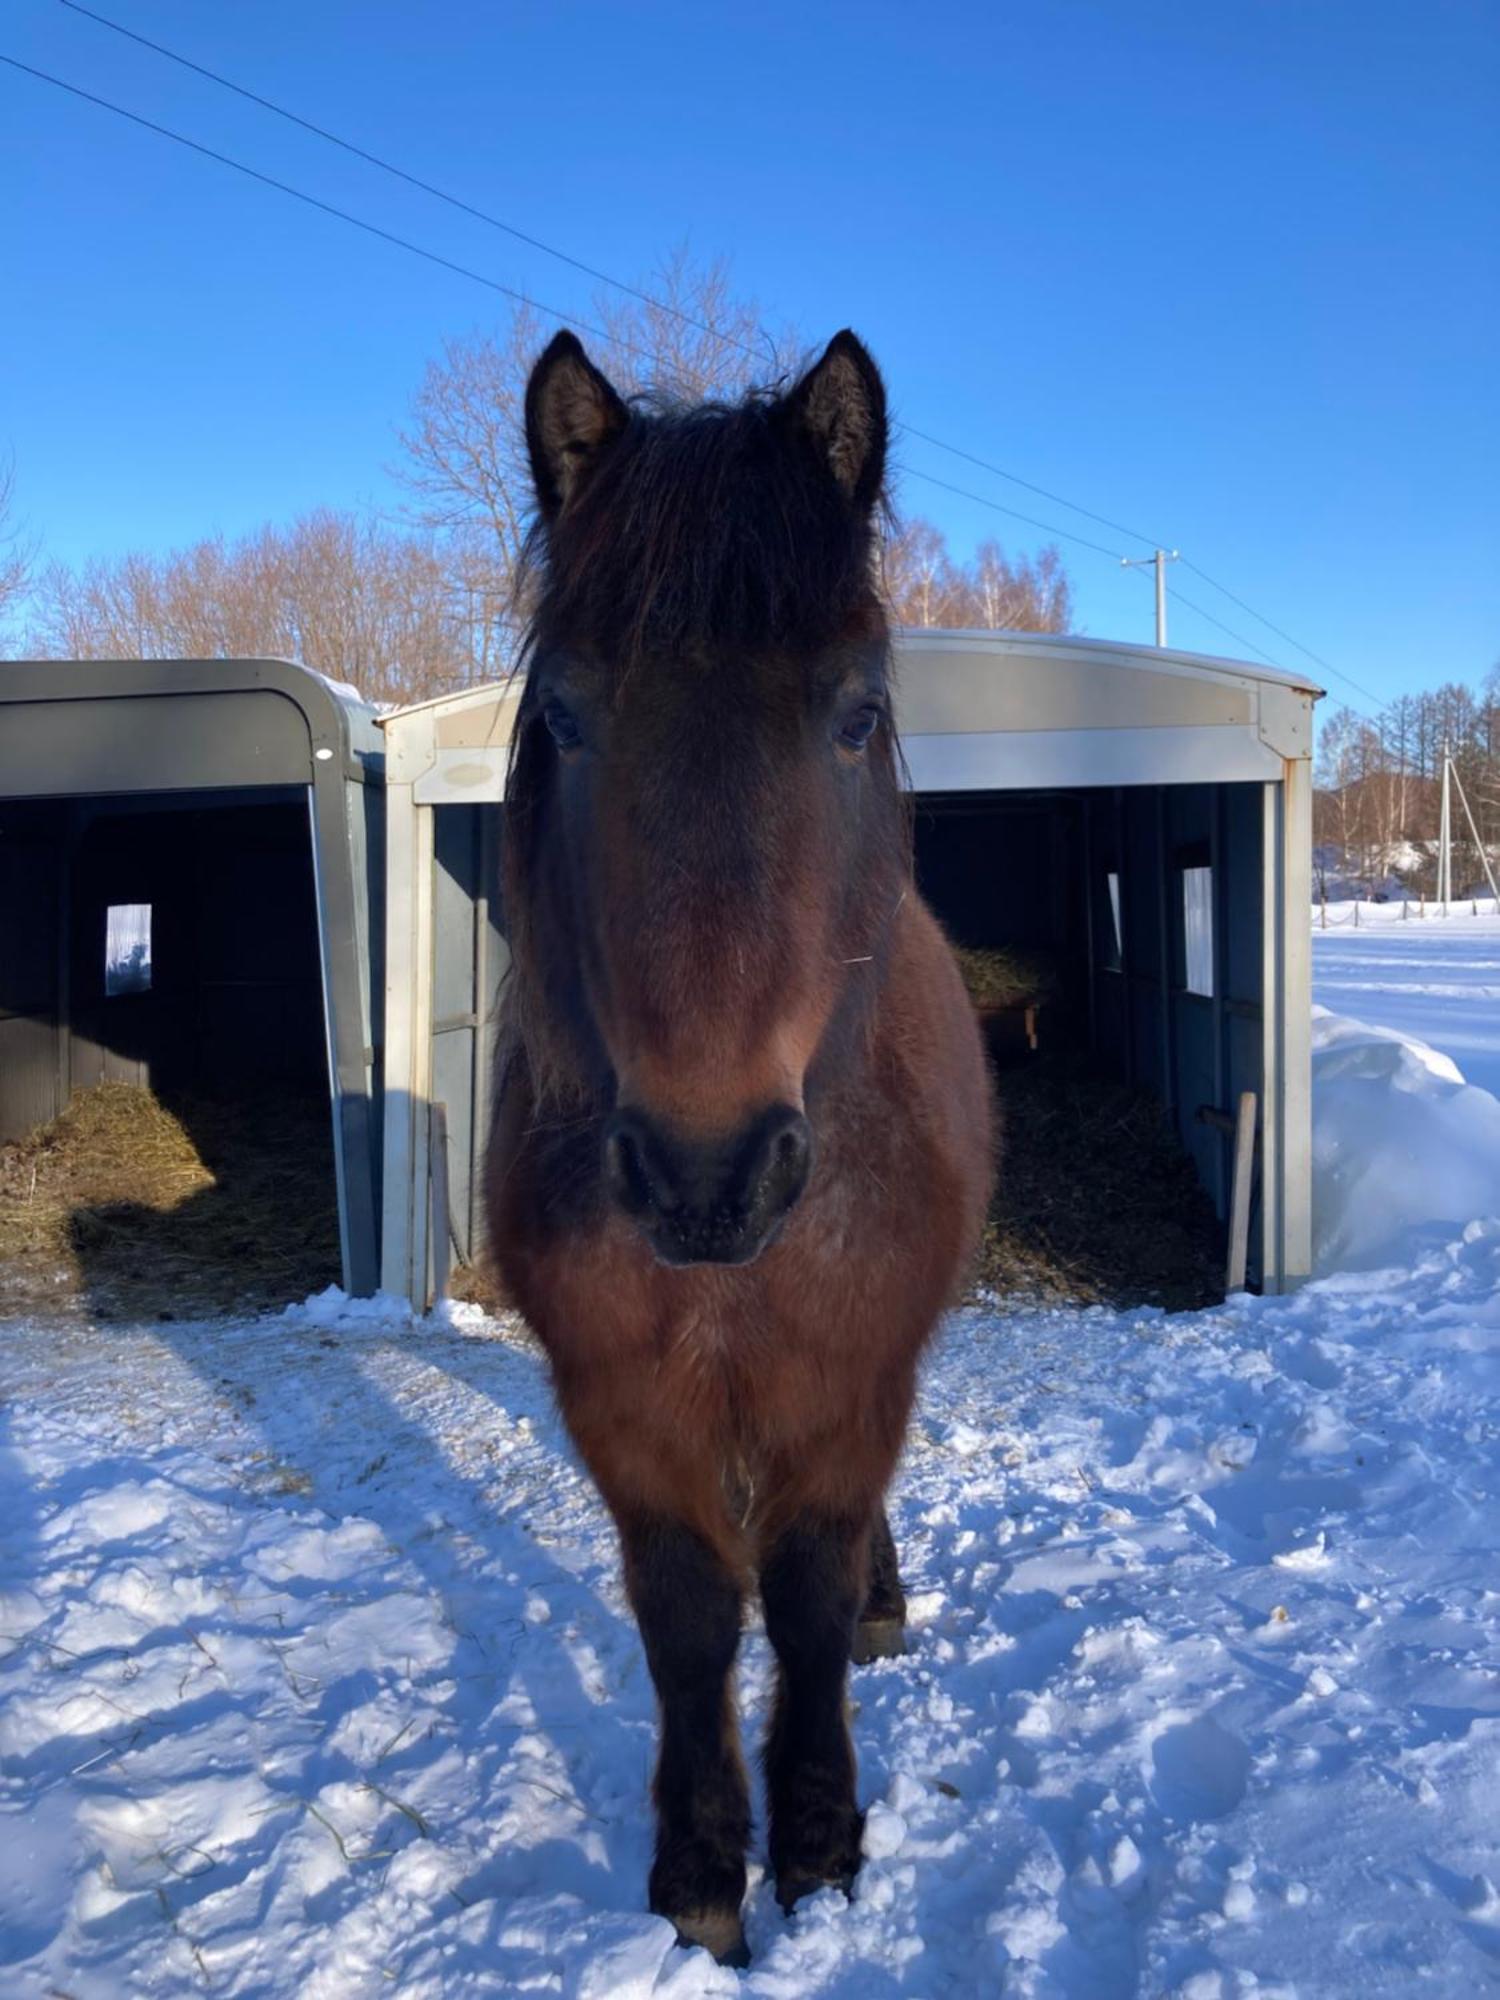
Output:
(602, 1103), (813, 1267)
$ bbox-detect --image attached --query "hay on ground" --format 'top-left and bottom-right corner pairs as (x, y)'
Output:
(0, 1053), (1220, 1323)
(974, 1055), (1225, 1312)
(0, 1082), (341, 1321)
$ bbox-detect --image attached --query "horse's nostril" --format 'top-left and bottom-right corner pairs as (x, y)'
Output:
(604, 1117), (662, 1219)
(758, 1111), (812, 1215)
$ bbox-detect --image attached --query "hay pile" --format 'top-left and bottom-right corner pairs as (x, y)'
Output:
(952, 945), (1057, 1011)
(0, 1082), (341, 1321)
(973, 1056), (1225, 1312)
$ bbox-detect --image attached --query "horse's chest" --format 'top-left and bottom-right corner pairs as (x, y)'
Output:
(651, 1298), (741, 1407)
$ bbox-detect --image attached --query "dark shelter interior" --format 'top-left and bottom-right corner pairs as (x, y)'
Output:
(912, 782), (1263, 1310)
(0, 790), (341, 1318)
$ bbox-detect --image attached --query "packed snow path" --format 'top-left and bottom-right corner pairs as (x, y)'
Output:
(4, 1245), (1499, 1998)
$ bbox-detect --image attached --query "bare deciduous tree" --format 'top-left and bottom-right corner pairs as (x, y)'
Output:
(883, 517), (965, 627)
(396, 253), (800, 661)
(965, 539), (1073, 633)
(591, 246), (799, 403)
(883, 517), (1073, 633)
(1314, 664), (1500, 900)
(399, 252), (1070, 653)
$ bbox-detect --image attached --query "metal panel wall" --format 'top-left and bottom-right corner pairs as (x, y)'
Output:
(0, 803), (66, 1140)
(1078, 781), (1270, 1271)
(430, 804), (508, 1272)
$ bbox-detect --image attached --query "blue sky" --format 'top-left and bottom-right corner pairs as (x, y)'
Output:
(3, 0), (1496, 709)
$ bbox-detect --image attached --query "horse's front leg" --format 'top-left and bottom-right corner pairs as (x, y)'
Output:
(760, 1512), (867, 1910)
(620, 1515), (750, 1966)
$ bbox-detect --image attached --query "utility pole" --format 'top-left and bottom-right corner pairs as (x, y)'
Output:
(1450, 750), (1500, 910)
(1121, 549), (1181, 647)
(1439, 741), (1452, 916)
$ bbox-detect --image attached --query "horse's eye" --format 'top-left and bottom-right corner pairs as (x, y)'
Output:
(836, 702), (882, 752)
(542, 697), (583, 752)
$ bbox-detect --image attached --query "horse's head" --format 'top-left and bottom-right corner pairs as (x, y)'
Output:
(507, 330), (906, 1267)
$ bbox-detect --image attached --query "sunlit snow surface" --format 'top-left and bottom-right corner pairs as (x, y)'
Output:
(4, 924), (1500, 1996)
(5, 1260), (1499, 1996)
(1314, 906), (1500, 1100)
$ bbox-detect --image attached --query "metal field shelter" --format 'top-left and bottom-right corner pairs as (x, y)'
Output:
(379, 634), (1320, 1310)
(0, 658), (385, 1294)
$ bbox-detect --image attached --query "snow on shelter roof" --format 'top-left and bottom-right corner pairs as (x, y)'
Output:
(379, 632), (1320, 803)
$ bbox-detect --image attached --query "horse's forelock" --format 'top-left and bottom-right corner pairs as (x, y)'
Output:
(523, 393), (885, 678)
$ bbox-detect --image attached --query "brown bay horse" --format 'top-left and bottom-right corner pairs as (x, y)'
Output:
(486, 328), (993, 1965)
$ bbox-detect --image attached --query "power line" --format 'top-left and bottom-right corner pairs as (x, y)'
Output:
(0, 54), (662, 374)
(1180, 558), (1385, 708)
(44, 3), (1363, 687)
(13, 29), (1361, 697)
(896, 470), (1130, 563)
(54, 0), (777, 368)
(6, 52), (1138, 571)
(1115, 564), (1391, 728)
(43, 11), (1360, 623)
(901, 427), (1167, 549)
(1157, 584), (1281, 669)
(50, 0), (1168, 548)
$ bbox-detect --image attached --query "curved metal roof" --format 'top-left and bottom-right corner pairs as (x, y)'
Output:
(891, 628), (1322, 697)
(378, 632), (1319, 803)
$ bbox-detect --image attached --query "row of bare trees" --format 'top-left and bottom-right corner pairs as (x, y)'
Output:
(882, 519), (1072, 634)
(1314, 677), (1500, 899)
(29, 513), (475, 710)
(1, 256), (1073, 699)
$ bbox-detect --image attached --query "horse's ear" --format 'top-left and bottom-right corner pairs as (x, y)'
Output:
(781, 330), (887, 514)
(526, 330), (629, 521)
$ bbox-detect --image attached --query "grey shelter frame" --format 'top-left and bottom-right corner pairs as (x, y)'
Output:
(380, 635), (1319, 1309)
(0, 659), (385, 1294)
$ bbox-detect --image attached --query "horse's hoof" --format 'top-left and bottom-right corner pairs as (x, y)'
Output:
(772, 1802), (865, 1915)
(775, 1863), (859, 1915)
(672, 1909), (749, 1967)
(852, 1615), (905, 1664)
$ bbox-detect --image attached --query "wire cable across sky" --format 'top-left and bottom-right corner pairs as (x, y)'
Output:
(2, 48), (1141, 580)
(9, 11), (1381, 709)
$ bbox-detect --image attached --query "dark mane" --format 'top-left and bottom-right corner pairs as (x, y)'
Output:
(522, 388), (888, 673)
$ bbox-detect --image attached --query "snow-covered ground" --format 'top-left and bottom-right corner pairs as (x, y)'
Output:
(5, 1262), (1500, 1999)
(4, 922), (1500, 1997)
(1314, 906), (1500, 1100)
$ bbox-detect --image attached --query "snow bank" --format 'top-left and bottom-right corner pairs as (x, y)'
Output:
(1312, 912), (1500, 1098)
(1311, 1004), (1500, 1272)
